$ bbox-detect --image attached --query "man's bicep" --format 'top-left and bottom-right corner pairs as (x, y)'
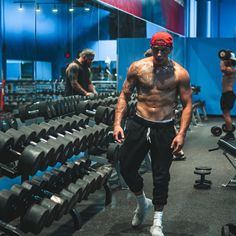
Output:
(121, 64), (137, 95)
(179, 74), (192, 105)
(67, 66), (78, 82)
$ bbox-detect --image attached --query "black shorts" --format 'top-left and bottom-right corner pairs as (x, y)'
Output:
(220, 91), (235, 111)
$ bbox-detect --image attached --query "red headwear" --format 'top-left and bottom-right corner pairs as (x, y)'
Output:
(150, 32), (173, 47)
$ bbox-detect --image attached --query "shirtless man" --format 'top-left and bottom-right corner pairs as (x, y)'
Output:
(113, 32), (192, 236)
(220, 58), (236, 140)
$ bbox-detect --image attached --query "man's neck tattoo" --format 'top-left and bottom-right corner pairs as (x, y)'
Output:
(154, 59), (174, 74)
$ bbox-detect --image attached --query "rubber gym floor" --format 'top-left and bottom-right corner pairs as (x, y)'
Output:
(29, 117), (236, 236)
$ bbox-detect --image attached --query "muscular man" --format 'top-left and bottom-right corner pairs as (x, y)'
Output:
(220, 58), (236, 140)
(144, 47), (186, 161)
(65, 48), (97, 96)
(113, 32), (192, 236)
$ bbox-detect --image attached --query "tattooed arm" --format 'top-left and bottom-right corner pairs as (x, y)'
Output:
(113, 62), (138, 142)
(171, 67), (192, 153)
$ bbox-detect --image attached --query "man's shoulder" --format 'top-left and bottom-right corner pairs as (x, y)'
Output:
(131, 57), (152, 68)
(66, 60), (81, 70)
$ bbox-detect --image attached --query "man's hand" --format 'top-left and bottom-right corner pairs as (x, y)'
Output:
(113, 125), (125, 143)
(85, 92), (94, 97)
(171, 133), (185, 154)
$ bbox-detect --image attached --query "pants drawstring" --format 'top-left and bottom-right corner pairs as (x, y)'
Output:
(146, 127), (151, 144)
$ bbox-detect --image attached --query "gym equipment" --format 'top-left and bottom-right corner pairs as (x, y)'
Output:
(18, 101), (53, 121)
(21, 124), (73, 164)
(0, 131), (43, 175)
(6, 128), (54, 171)
(218, 49), (236, 66)
(194, 168), (211, 189)
(221, 223), (236, 236)
(106, 142), (121, 164)
(195, 167), (212, 185)
(0, 190), (20, 221)
(11, 184), (60, 227)
(20, 203), (49, 234)
(75, 101), (112, 125)
(216, 139), (236, 188)
(222, 123), (236, 133)
(211, 126), (223, 136)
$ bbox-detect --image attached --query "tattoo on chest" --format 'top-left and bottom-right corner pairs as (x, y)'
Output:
(137, 62), (175, 94)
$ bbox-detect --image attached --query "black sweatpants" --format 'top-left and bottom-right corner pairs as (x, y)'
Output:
(119, 115), (175, 206)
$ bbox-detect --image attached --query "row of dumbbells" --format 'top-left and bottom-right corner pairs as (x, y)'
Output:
(18, 94), (119, 122)
(0, 159), (113, 234)
(0, 114), (111, 176)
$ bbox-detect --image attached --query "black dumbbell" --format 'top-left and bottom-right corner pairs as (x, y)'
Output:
(30, 123), (74, 161)
(9, 128), (54, 171)
(0, 189), (20, 221)
(211, 126), (222, 136)
(11, 184), (60, 227)
(0, 131), (42, 175)
(20, 203), (49, 234)
(21, 124), (71, 164)
(76, 101), (109, 125)
(222, 123), (236, 133)
(19, 126), (60, 166)
(194, 169), (211, 189)
(20, 179), (70, 218)
(195, 167), (212, 185)
(43, 119), (92, 151)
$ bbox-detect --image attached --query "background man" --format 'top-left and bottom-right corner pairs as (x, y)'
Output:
(220, 56), (236, 140)
(65, 48), (97, 96)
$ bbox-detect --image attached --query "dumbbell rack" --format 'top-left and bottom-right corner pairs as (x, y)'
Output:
(0, 162), (113, 236)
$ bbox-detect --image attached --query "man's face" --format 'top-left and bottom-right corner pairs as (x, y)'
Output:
(151, 46), (171, 65)
(83, 55), (94, 67)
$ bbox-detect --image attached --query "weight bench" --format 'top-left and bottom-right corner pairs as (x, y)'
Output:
(216, 139), (236, 188)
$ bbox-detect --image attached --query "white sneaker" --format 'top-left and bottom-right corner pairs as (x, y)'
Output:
(150, 225), (164, 236)
(131, 198), (152, 227)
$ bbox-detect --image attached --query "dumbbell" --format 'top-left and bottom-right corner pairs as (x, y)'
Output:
(0, 189), (21, 221)
(195, 167), (212, 185)
(11, 184), (60, 227)
(57, 162), (93, 200)
(211, 126), (222, 137)
(18, 126), (62, 167)
(20, 178), (74, 217)
(194, 167), (212, 189)
(45, 119), (88, 153)
(30, 123), (74, 161)
(0, 131), (42, 175)
(44, 119), (95, 151)
(64, 161), (100, 194)
(8, 128), (54, 171)
(41, 171), (81, 211)
(46, 161), (97, 197)
(76, 101), (110, 125)
(107, 142), (121, 164)
(73, 159), (105, 192)
(22, 124), (72, 164)
(218, 49), (236, 66)
(49, 167), (84, 203)
(20, 203), (49, 234)
(222, 123), (236, 133)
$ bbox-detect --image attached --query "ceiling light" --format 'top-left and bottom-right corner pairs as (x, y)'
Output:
(36, 4), (40, 12)
(52, 4), (58, 13)
(18, 3), (23, 11)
